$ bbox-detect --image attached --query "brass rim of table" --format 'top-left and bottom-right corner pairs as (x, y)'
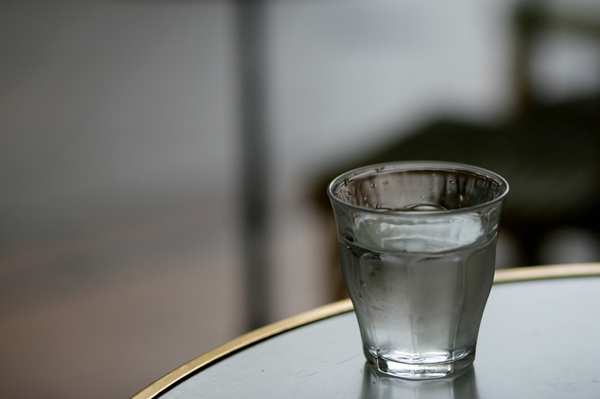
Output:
(130, 263), (600, 399)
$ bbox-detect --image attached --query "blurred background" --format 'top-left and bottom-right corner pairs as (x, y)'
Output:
(1, 0), (599, 398)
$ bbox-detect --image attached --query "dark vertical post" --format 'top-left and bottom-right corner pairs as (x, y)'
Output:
(235, 0), (271, 329)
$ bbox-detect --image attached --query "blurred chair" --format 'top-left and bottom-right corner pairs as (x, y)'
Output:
(312, 0), (600, 299)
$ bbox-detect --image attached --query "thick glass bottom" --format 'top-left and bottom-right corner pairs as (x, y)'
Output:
(366, 349), (475, 380)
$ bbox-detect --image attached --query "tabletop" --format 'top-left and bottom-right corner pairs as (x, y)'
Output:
(131, 264), (600, 399)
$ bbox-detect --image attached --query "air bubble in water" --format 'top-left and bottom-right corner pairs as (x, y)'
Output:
(370, 183), (376, 188)
(382, 180), (388, 185)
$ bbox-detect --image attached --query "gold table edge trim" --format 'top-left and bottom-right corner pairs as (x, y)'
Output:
(130, 263), (600, 399)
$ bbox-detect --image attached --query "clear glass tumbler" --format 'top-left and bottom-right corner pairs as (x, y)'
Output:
(328, 161), (509, 379)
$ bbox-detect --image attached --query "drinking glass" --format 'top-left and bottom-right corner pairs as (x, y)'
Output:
(328, 161), (508, 379)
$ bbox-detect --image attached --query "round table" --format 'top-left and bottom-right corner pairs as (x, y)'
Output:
(131, 264), (600, 399)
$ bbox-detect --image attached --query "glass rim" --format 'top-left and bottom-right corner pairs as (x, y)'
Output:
(327, 160), (509, 216)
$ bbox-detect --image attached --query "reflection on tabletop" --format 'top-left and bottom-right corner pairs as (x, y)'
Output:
(361, 363), (479, 399)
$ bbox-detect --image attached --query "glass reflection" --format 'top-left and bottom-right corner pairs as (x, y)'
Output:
(360, 363), (479, 399)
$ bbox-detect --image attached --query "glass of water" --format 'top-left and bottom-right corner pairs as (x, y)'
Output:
(328, 161), (508, 379)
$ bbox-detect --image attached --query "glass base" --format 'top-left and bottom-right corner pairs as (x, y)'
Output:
(366, 350), (475, 380)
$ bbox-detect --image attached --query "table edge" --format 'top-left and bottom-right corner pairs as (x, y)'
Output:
(130, 263), (600, 399)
